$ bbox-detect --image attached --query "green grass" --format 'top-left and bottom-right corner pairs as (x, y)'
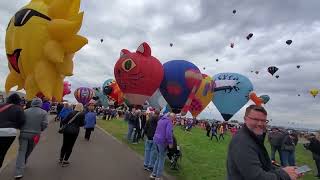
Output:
(98, 119), (317, 180)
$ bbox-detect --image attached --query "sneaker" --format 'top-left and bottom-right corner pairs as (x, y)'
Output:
(61, 161), (70, 167)
(144, 165), (149, 170)
(14, 175), (23, 179)
(149, 174), (156, 179)
(147, 167), (153, 172)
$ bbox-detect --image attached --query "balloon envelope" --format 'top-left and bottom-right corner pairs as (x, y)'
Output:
(212, 73), (253, 121)
(147, 89), (167, 110)
(268, 66), (279, 76)
(103, 79), (124, 105)
(260, 95), (270, 104)
(63, 81), (71, 97)
(74, 87), (94, 105)
(189, 75), (215, 117)
(160, 60), (202, 114)
(310, 88), (319, 98)
(286, 40), (292, 45)
(114, 42), (164, 105)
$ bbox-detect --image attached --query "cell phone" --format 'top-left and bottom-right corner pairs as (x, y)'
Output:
(296, 165), (312, 174)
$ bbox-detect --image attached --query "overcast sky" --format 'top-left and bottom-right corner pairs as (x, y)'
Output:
(0, 0), (319, 129)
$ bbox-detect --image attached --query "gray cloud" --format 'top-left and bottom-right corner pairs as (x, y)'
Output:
(0, 0), (320, 128)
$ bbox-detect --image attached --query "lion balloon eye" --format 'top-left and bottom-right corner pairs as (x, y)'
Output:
(14, 9), (51, 27)
(122, 59), (136, 72)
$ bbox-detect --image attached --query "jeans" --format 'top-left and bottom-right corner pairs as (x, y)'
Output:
(281, 150), (295, 167)
(0, 136), (16, 168)
(144, 140), (156, 168)
(133, 129), (141, 143)
(15, 134), (37, 176)
(127, 124), (134, 141)
(152, 143), (167, 178)
(270, 145), (282, 162)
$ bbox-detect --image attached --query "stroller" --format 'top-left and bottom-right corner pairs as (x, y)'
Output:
(167, 136), (182, 170)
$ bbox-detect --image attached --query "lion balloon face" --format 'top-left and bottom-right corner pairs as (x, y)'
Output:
(5, 0), (88, 101)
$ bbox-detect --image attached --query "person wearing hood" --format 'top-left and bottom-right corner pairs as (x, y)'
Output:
(14, 97), (48, 179)
(0, 93), (25, 168)
(227, 105), (300, 180)
(150, 113), (174, 180)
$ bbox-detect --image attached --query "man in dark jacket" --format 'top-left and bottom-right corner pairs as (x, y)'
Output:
(227, 105), (299, 180)
(268, 128), (285, 165)
(126, 108), (136, 142)
(132, 110), (142, 144)
(304, 135), (320, 179)
(143, 110), (160, 171)
(0, 93), (25, 168)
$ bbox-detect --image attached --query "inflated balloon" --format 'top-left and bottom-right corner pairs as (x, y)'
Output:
(216, 59), (219, 62)
(230, 43), (234, 48)
(212, 73), (253, 121)
(147, 89), (167, 110)
(203, 67), (206, 70)
(63, 81), (71, 97)
(189, 74), (215, 117)
(260, 95), (270, 104)
(268, 66), (279, 76)
(5, 0), (88, 101)
(246, 33), (253, 40)
(100, 39), (103, 43)
(233, 10), (236, 14)
(310, 88), (319, 98)
(249, 92), (263, 106)
(160, 60), (202, 114)
(296, 65), (301, 69)
(92, 87), (109, 107)
(275, 75), (279, 79)
(255, 71), (259, 74)
(298, 94), (300, 96)
(74, 87), (94, 105)
(114, 42), (164, 105)
(170, 43), (173, 47)
(103, 79), (124, 105)
(286, 40), (292, 45)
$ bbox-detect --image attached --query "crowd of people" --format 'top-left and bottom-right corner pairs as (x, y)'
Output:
(1, 93), (319, 180)
(0, 93), (97, 179)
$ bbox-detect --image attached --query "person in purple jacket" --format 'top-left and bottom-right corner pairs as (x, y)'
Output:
(41, 98), (51, 112)
(150, 113), (175, 180)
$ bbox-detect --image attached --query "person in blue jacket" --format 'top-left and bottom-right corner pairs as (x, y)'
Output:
(58, 103), (72, 127)
(84, 102), (96, 141)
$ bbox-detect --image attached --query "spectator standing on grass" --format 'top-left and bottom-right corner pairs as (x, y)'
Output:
(227, 105), (300, 180)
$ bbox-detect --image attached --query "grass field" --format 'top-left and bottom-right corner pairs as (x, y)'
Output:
(98, 118), (317, 180)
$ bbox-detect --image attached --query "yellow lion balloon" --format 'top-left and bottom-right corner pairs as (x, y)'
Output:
(5, 0), (88, 101)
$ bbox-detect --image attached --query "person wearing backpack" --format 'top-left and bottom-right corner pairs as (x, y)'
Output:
(59, 103), (85, 167)
(0, 93), (25, 168)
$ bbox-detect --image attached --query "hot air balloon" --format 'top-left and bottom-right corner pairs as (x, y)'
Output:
(216, 59), (219, 62)
(100, 39), (103, 43)
(310, 88), (319, 98)
(170, 43), (173, 47)
(296, 65), (301, 69)
(255, 71), (259, 74)
(147, 89), (167, 110)
(212, 73), (253, 121)
(230, 43), (234, 48)
(103, 79), (124, 105)
(286, 40), (292, 45)
(298, 94), (300, 96)
(160, 60), (202, 114)
(74, 87), (94, 105)
(189, 74), (215, 117)
(203, 67), (206, 70)
(63, 81), (71, 97)
(268, 66), (279, 76)
(114, 42), (164, 105)
(246, 33), (253, 40)
(93, 87), (109, 107)
(233, 10), (236, 14)
(275, 75), (279, 79)
(260, 95), (270, 104)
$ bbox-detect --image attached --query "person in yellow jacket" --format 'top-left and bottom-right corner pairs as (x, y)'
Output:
(218, 124), (225, 140)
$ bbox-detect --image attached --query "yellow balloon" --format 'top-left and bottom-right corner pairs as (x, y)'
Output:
(189, 75), (215, 117)
(310, 88), (319, 98)
(5, 0), (88, 101)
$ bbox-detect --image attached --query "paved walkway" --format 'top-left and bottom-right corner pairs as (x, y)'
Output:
(0, 117), (174, 180)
